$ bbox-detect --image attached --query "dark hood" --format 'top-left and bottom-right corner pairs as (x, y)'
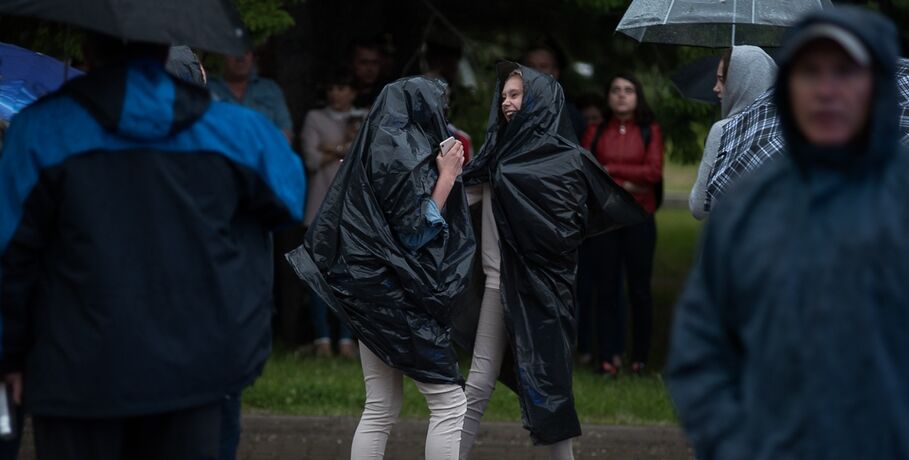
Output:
(62, 59), (210, 141)
(453, 60), (644, 445)
(464, 61), (577, 184)
(774, 7), (900, 171)
(287, 75), (474, 386)
(367, 76), (450, 147)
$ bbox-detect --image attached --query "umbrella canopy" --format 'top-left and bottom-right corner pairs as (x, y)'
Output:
(617, 0), (834, 47)
(0, 0), (249, 56)
(704, 58), (909, 211)
(0, 42), (83, 120)
(671, 54), (722, 104)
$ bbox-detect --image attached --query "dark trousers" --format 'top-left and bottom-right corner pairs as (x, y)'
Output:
(577, 215), (656, 365)
(219, 393), (242, 460)
(33, 401), (221, 460)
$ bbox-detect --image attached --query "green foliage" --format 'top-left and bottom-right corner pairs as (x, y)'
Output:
(233, 0), (304, 44)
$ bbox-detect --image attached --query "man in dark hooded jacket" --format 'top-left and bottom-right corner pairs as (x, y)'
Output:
(0, 36), (305, 458)
(668, 7), (909, 460)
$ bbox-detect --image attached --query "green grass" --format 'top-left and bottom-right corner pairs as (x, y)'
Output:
(245, 201), (702, 426)
(663, 161), (699, 196)
(245, 352), (677, 425)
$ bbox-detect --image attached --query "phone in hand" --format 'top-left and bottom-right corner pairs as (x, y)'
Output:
(439, 136), (457, 156)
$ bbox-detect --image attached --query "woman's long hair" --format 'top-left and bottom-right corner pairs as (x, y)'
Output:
(603, 72), (654, 125)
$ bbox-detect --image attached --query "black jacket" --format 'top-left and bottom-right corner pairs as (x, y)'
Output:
(0, 60), (306, 417)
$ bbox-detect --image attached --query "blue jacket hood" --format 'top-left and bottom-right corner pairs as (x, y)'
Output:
(63, 60), (210, 140)
(774, 7), (901, 171)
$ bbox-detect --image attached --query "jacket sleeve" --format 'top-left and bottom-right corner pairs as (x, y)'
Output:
(397, 198), (447, 251)
(666, 216), (747, 459)
(0, 121), (53, 374)
(689, 122), (724, 221)
(607, 123), (664, 185)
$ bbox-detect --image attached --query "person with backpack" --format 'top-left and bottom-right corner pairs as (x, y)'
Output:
(579, 72), (663, 377)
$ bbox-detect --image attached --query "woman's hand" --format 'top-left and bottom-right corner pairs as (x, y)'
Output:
(436, 141), (465, 181)
(432, 141), (464, 210)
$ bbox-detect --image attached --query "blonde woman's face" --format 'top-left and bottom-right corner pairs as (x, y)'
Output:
(501, 75), (524, 122)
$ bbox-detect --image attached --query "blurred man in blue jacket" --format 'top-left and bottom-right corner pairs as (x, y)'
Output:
(0, 35), (305, 459)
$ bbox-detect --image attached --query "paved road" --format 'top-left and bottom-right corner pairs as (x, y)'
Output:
(15, 415), (692, 459)
(236, 415), (693, 460)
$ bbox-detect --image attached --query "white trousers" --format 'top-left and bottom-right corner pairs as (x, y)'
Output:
(351, 346), (467, 460)
(460, 190), (578, 460)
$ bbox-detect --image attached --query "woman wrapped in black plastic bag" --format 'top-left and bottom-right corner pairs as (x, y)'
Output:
(455, 62), (645, 459)
(286, 76), (475, 459)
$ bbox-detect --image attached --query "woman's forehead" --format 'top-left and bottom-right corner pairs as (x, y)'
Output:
(503, 76), (523, 91)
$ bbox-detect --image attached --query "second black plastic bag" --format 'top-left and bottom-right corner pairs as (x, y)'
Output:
(454, 62), (646, 445)
(286, 77), (475, 385)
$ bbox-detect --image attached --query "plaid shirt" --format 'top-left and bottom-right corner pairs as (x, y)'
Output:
(704, 58), (909, 212)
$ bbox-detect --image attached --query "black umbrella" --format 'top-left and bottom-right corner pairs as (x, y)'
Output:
(0, 0), (249, 56)
(704, 58), (909, 211)
(671, 54), (721, 105)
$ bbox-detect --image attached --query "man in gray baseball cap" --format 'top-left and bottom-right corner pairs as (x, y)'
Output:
(668, 6), (909, 459)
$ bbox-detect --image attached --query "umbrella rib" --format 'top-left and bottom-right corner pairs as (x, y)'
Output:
(662, 0), (677, 24)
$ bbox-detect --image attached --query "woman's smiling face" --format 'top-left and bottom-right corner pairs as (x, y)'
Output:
(501, 75), (524, 122)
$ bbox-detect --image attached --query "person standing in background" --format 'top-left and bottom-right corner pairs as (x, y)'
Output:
(349, 38), (388, 109)
(523, 44), (586, 140)
(300, 71), (365, 359)
(210, 50), (294, 143)
(579, 72), (663, 377)
(688, 46), (777, 220)
(209, 48), (299, 460)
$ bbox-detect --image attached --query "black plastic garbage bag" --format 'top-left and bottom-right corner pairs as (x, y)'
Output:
(286, 77), (475, 385)
(454, 62), (646, 444)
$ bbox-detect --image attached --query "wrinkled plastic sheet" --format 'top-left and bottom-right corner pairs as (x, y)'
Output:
(455, 62), (646, 444)
(286, 76), (475, 385)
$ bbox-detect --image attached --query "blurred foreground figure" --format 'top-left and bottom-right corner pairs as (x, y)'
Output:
(668, 7), (909, 460)
(0, 35), (305, 459)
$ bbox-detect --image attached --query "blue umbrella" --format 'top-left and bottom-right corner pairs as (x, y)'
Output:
(0, 42), (83, 120)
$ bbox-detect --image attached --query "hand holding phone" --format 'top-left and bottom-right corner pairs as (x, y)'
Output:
(439, 136), (457, 156)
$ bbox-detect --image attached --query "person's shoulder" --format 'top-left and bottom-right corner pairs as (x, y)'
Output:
(705, 120), (727, 140)
(304, 107), (330, 123)
(207, 76), (228, 91)
(253, 77), (285, 93)
(7, 93), (93, 141)
(205, 100), (284, 138)
(15, 92), (84, 121)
